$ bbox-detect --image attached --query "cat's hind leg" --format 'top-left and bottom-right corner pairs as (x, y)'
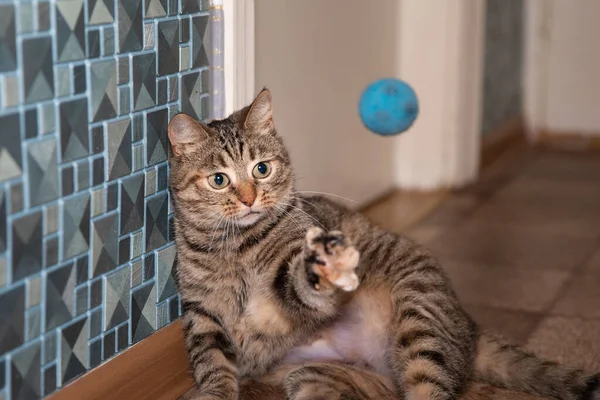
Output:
(282, 362), (397, 400)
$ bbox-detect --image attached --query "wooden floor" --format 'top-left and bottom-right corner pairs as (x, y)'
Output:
(367, 147), (600, 373)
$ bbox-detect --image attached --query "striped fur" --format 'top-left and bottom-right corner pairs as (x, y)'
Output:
(169, 89), (600, 400)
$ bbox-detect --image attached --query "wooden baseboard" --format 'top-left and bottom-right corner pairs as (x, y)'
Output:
(535, 130), (600, 152)
(49, 320), (194, 400)
(480, 115), (526, 171)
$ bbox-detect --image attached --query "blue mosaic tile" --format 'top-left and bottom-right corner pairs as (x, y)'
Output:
(117, 0), (143, 53)
(43, 364), (57, 397)
(22, 37), (54, 104)
(11, 341), (41, 399)
(157, 20), (179, 76)
(91, 214), (118, 278)
(146, 192), (168, 252)
(87, 29), (101, 59)
(18, 2), (35, 34)
(45, 262), (75, 331)
(131, 282), (155, 343)
(0, 113), (22, 182)
(88, 339), (101, 369)
(102, 330), (115, 360)
(0, 1), (215, 397)
(60, 98), (89, 162)
(24, 108), (38, 139)
(9, 182), (24, 214)
(89, 60), (117, 122)
(103, 266), (130, 330)
(55, 0), (85, 62)
(88, 0), (114, 25)
(38, 2), (51, 32)
(12, 211), (43, 281)
(62, 193), (90, 260)
(146, 108), (169, 166)
(27, 138), (60, 206)
(60, 316), (88, 385)
(103, 27), (115, 57)
(61, 166), (74, 196)
(132, 53), (156, 111)
(116, 323), (129, 352)
(0, 284), (25, 354)
(0, 5), (17, 72)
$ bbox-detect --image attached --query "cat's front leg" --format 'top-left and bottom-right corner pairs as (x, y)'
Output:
(304, 227), (360, 292)
(281, 227), (360, 317)
(179, 304), (239, 400)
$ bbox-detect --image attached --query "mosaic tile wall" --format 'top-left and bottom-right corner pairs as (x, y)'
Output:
(0, 0), (213, 398)
(482, 0), (524, 135)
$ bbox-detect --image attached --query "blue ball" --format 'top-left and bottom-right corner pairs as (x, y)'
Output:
(358, 78), (419, 136)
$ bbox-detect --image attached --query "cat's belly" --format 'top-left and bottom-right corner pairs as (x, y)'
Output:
(282, 286), (394, 378)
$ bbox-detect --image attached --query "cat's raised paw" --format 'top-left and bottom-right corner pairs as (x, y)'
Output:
(305, 227), (360, 291)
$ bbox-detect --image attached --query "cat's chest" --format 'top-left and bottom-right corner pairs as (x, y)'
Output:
(231, 271), (292, 342)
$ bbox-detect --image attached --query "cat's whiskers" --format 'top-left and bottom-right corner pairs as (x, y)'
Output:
(207, 214), (225, 251)
(278, 200), (326, 230)
(272, 204), (305, 234)
(297, 190), (358, 204)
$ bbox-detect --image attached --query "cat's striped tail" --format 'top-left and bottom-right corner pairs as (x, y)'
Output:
(474, 332), (600, 400)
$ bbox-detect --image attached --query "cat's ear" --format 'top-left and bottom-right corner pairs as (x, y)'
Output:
(244, 88), (274, 135)
(168, 113), (209, 156)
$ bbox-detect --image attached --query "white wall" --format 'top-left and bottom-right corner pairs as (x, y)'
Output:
(254, 0), (399, 207)
(524, 0), (600, 137)
(254, 0), (485, 199)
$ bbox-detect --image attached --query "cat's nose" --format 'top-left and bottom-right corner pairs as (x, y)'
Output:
(240, 197), (255, 207)
(237, 183), (256, 207)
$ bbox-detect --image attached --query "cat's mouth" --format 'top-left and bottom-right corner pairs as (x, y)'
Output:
(236, 210), (263, 225)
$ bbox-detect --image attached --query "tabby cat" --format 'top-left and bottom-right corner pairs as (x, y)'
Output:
(168, 89), (599, 400)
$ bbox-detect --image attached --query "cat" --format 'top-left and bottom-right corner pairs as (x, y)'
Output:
(168, 88), (599, 400)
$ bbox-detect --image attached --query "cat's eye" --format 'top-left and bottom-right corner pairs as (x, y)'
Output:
(252, 162), (271, 179)
(207, 173), (230, 189)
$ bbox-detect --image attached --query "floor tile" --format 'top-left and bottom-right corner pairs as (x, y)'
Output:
(442, 261), (570, 313)
(551, 270), (600, 319)
(464, 304), (543, 346)
(427, 223), (597, 271)
(469, 177), (600, 237)
(526, 316), (600, 372)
